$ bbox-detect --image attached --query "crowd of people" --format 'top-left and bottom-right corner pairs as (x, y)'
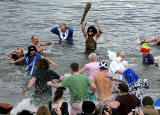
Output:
(1, 5), (160, 115)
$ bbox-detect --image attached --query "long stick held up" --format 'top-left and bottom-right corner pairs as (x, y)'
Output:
(81, 2), (91, 24)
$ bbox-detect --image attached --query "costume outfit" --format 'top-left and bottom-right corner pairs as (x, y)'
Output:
(51, 27), (73, 42)
(24, 53), (41, 75)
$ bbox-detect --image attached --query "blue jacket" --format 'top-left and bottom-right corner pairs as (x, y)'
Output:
(51, 27), (73, 42)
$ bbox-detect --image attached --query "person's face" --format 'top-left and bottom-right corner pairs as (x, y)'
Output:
(119, 52), (125, 60)
(61, 25), (67, 33)
(30, 50), (36, 56)
(16, 49), (23, 57)
(88, 29), (94, 36)
(142, 52), (148, 56)
(32, 36), (39, 45)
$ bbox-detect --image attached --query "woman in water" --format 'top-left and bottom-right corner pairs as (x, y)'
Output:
(22, 58), (63, 104)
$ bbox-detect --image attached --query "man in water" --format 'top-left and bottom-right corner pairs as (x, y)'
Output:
(109, 51), (126, 80)
(81, 19), (103, 54)
(31, 35), (55, 53)
(10, 45), (58, 76)
(50, 24), (73, 43)
(6, 48), (26, 65)
(47, 63), (94, 115)
(140, 43), (159, 67)
(92, 61), (115, 104)
(139, 36), (160, 46)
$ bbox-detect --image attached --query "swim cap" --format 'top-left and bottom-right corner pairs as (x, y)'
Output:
(99, 61), (108, 70)
(140, 43), (150, 52)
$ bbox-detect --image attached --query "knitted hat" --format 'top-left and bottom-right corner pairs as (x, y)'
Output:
(0, 103), (13, 114)
(140, 43), (150, 52)
(82, 101), (96, 114)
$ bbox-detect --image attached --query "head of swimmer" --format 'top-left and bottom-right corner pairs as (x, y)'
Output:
(60, 24), (68, 33)
(141, 51), (148, 56)
(117, 51), (125, 61)
(28, 45), (37, 56)
(87, 26), (97, 37)
(31, 35), (39, 45)
(16, 48), (24, 57)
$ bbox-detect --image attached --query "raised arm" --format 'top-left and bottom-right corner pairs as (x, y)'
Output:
(81, 21), (88, 39)
(6, 49), (16, 57)
(94, 19), (103, 39)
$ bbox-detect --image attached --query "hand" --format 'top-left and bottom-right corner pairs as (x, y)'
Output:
(42, 48), (47, 51)
(8, 60), (15, 64)
(47, 81), (53, 86)
(94, 19), (99, 25)
(54, 63), (58, 67)
(21, 88), (27, 95)
(155, 63), (159, 68)
(137, 108), (144, 115)
(59, 77), (64, 82)
(56, 108), (62, 115)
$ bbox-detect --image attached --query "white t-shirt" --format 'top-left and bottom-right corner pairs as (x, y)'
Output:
(108, 60), (126, 80)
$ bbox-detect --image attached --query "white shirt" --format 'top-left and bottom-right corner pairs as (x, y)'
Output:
(109, 60), (126, 80)
(59, 29), (69, 41)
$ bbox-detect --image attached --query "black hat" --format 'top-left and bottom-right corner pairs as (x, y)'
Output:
(0, 103), (13, 114)
(82, 101), (96, 114)
(28, 45), (37, 52)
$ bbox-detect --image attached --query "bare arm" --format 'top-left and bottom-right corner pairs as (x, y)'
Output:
(109, 101), (120, 109)
(6, 49), (16, 57)
(9, 57), (25, 64)
(94, 19), (103, 39)
(116, 70), (123, 75)
(78, 67), (87, 74)
(21, 77), (36, 94)
(47, 81), (62, 88)
(42, 56), (58, 67)
(39, 41), (55, 46)
(81, 21), (88, 39)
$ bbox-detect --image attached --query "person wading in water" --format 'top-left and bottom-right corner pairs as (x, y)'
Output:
(81, 19), (103, 54)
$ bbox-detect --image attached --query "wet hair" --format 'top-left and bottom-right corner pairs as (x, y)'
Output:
(36, 106), (51, 115)
(36, 58), (49, 71)
(17, 110), (33, 115)
(118, 83), (129, 93)
(61, 23), (68, 29)
(70, 63), (79, 72)
(87, 26), (97, 36)
(53, 87), (66, 102)
(142, 96), (154, 107)
(17, 48), (24, 54)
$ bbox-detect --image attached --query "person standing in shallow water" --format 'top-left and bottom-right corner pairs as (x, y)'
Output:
(81, 19), (103, 54)
(21, 58), (63, 104)
(81, 20), (103, 54)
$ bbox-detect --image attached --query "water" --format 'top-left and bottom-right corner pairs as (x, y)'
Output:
(0, 0), (160, 114)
